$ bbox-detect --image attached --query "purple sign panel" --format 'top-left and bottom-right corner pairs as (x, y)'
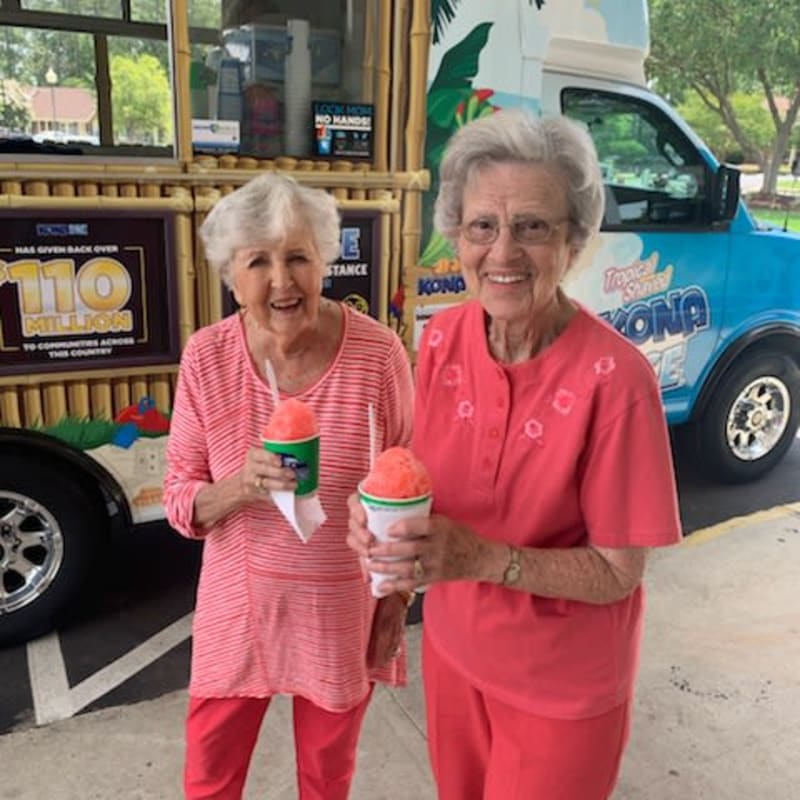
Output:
(0, 211), (179, 376)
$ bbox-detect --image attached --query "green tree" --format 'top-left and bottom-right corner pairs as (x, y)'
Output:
(0, 83), (31, 131)
(647, 0), (800, 195)
(678, 90), (774, 164)
(110, 53), (172, 144)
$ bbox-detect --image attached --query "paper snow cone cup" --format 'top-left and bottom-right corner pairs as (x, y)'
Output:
(263, 434), (320, 496)
(358, 483), (432, 598)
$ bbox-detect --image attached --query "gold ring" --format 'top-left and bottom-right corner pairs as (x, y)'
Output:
(257, 476), (265, 490)
(413, 556), (424, 581)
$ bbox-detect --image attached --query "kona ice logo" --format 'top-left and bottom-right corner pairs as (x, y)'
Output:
(600, 286), (710, 390)
(416, 255), (468, 296)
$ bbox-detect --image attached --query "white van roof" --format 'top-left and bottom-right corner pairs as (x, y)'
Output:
(545, 36), (646, 86)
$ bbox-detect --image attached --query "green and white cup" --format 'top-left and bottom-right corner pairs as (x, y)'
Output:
(358, 482), (432, 598)
(263, 434), (320, 496)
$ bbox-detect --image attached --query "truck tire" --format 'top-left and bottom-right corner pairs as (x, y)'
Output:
(694, 350), (800, 483)
(0, 456), (107, 647)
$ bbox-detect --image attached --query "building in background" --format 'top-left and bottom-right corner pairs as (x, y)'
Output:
(29, 85), (98, 143)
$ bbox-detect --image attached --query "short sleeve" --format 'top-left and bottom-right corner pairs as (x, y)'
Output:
(579, 385), (682, 548)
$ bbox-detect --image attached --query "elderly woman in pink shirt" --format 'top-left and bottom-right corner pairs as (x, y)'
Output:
(348, 110), (682, 799)
(164, 174), (414, 800)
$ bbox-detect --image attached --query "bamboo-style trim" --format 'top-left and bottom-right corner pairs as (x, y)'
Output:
(171, 0), (193, 163)
(373, 0), (392, 172)
(174, 210), (198, 346)
(406, 0), (430, 172)
(52, 182), (76, 197)
(0, 195), (194, 212)
(111, 378), (131, 415)
(1, 388), (22, 427)
(390, 194), (402, 331)
(0, 167), (429, 192)
(130, 378), (149, 409)
(149, 376), (171, 414)
(391, 0), (411, 173)
(191, 194), (400, 214)
(0, 163), (183, 178)
(90, 379), (113, 420)
(401, 189), (424, 341)
(185, 168), (429, 191)
(361, 0), (376, 102)
(0, 364), (178, 389)
(376, 192), (393, 325)
(68, 381), (91, 418)
(22, 386), (43, 427)
(43, 384), (68, 424)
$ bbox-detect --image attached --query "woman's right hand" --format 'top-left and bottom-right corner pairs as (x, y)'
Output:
(241, 445), (297, 500)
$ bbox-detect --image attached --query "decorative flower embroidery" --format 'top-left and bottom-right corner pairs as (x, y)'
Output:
(523, 418), (544, 443)
(594, 356), (616, 376)
(442, 363), (462, 387)
(552, 389), (576, 416)
(428, 328), (444, 348)
(456, 399), (475, 421)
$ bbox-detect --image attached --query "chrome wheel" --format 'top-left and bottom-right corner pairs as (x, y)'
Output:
(725, 376), (791, 462)
(0, 491), (64, 615)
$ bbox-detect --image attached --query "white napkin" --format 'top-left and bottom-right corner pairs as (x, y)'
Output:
(271, 490), (327, 543)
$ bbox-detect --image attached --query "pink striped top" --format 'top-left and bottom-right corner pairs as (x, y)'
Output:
(163, 305), (413, 711)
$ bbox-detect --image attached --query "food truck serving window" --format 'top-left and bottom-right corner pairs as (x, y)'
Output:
(0, 0), (376, 161)
(188, 0), (377, 161)
(0, 0), (193, 157)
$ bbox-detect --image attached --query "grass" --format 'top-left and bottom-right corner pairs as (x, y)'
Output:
(776, 176), (800, 195)
(748, 207), (800, 233)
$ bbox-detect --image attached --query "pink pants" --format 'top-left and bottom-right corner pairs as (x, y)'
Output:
(184, 688), (373, 800)
(422, 630), (630, 800)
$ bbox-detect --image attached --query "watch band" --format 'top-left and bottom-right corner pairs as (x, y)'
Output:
(502, 545), (522, 586)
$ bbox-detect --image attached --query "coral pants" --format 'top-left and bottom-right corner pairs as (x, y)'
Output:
(422, 631), (630, 800)
(183, 688), (372, 800)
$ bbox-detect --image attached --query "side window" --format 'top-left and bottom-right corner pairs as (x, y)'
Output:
(562, 88), (710, 229)
(0, 0), (183, 157)
(188, 0), (376, 161)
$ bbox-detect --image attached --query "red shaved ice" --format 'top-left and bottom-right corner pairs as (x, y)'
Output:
(262, 398), (318, 441)
(362, 447), (432, 499)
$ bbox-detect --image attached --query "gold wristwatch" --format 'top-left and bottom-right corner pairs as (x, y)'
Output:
(502, 546), (522, 586)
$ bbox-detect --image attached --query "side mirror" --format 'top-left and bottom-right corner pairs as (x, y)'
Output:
(711, 165), (740, 222)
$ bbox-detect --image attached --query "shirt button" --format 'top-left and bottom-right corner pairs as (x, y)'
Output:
(482, 457), (492, 469)
(489, 428), (499, 439)
(496, 398), (504, 408)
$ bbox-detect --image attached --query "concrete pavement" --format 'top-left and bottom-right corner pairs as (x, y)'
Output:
(1, 507), (798, 799)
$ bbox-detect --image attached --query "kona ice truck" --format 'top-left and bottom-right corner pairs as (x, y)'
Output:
(413, 0), (800, 485)
(1, 0), (799, 647)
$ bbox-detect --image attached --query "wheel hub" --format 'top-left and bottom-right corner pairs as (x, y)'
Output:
(0, 491), (64, 615)
(726, 376), (791, 461)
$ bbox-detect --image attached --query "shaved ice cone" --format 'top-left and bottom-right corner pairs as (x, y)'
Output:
(263, 399), (320, 496)
(359, 447), (432, 597)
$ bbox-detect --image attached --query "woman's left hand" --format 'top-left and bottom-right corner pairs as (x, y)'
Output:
(367, 592), (408, 669)
(366, 514), (490, 593)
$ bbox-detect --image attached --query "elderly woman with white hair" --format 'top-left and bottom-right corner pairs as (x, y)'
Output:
(348, 109), (682, 799)
(164, 174), (414, 800)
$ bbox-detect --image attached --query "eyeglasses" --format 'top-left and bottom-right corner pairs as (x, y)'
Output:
(460, 215), (569, 246)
